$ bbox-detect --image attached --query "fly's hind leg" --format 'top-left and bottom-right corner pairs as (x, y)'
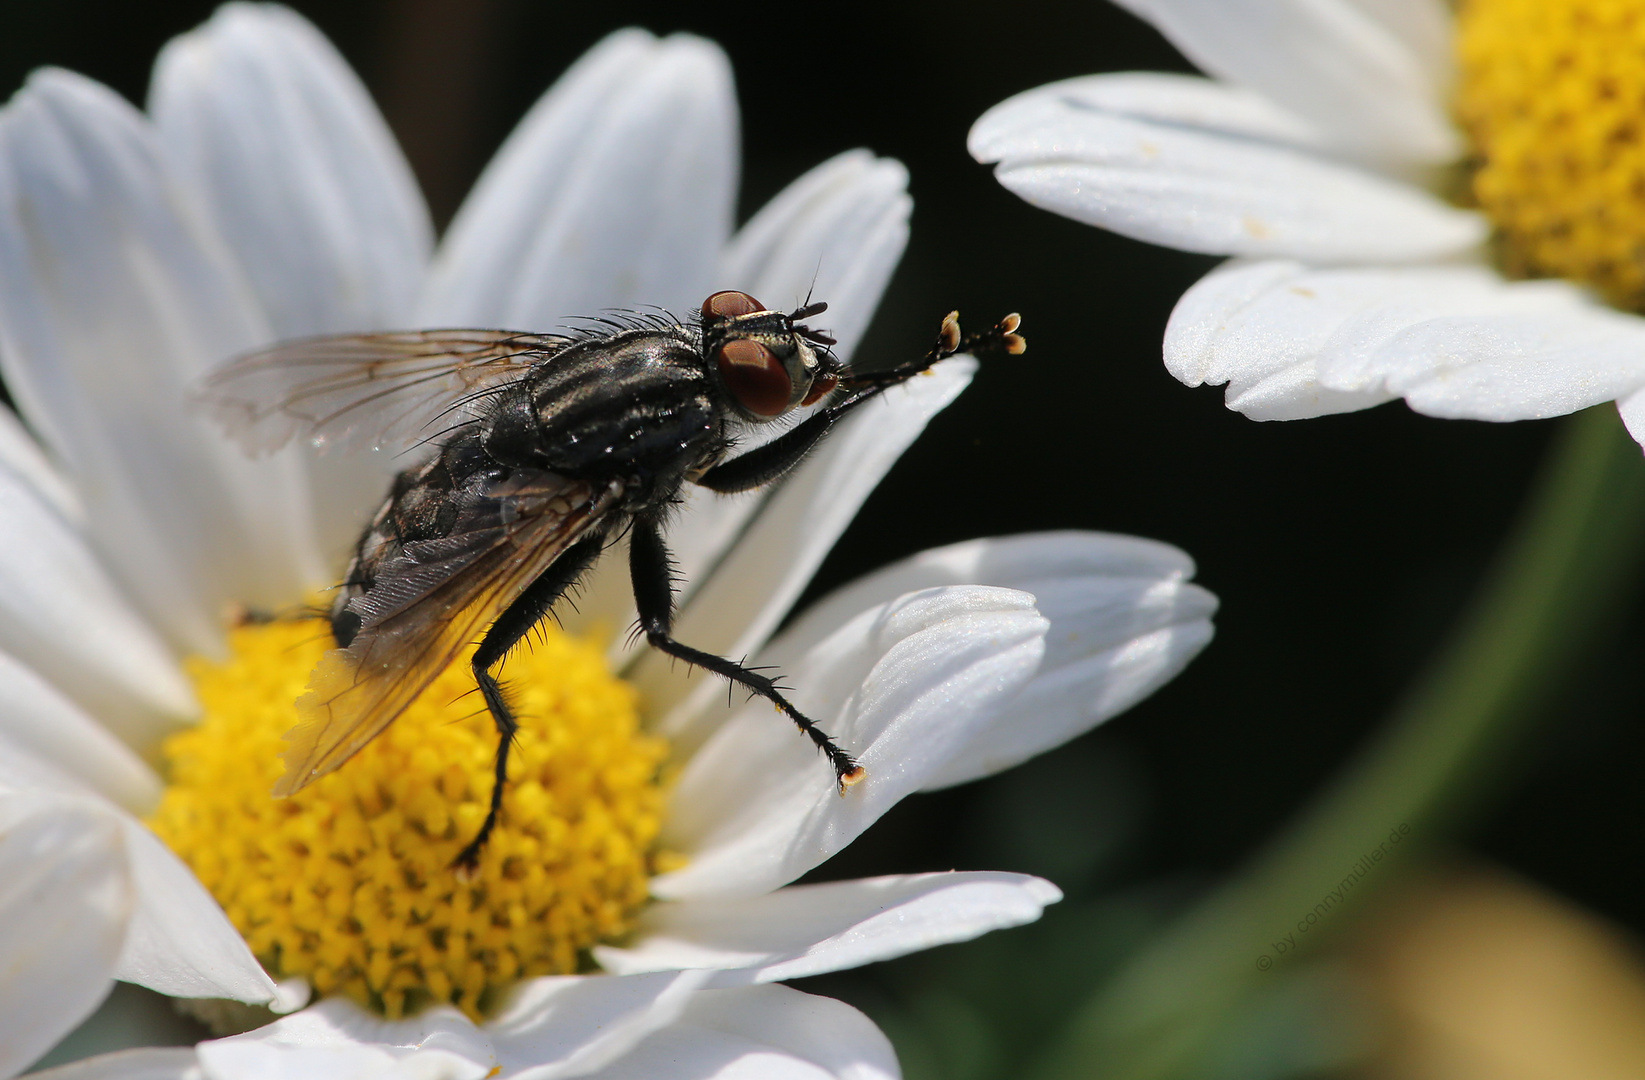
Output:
(628, 513), (864, 791)
(453, 533), (606, 875)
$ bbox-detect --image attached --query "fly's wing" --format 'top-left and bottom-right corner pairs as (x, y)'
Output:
(273, 472), (624, 795)
(197, 330), (574, 455)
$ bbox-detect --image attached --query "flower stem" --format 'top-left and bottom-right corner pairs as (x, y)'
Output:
(1031, 407), (1645, 1080)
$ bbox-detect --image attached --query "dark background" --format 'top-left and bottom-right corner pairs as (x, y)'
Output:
(8, 2), (1643, 1075)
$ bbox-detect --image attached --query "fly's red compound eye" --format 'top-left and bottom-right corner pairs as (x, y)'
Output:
(702, 291), (765, 320)
(715, 338), (792, 416)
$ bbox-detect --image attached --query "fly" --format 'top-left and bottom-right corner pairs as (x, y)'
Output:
(199, 292), (1025, 872)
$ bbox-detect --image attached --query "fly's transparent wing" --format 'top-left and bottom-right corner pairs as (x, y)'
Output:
(273, 472), (624, 794)
(197, 329), (574, 455)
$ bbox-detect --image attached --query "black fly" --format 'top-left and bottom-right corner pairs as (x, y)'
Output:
(200, 292), (1024, 872)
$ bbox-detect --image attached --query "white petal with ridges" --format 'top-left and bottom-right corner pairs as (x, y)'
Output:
(1109, 0), (1458, 164)
(596, 871), (1060, 984)
(0, 462), (194, 747)
(1164, 259), (1628, 421)
(718, 149), (911, 364)
(0, 793), (131, 1079)
(0, 647), (160, 813)
(971, 73), (1327, 158)
(924, 570), (1216, 789)
(488, 970), (715, 1079)
(631, 360), (977, 744)
(654, 586), (1047, 900)
(585, 985), (898, 1080)
(970, 76), (1481, 261)
(674, 531), (1215, 791)
(1618, 387), (1645, 450)
(1382, 311), (1645, 422)
(150, 2), (430, 562)
(23, 1047), (204, 1080)
(198, 997), (493, 1080)
(0, 404), (80, 523)
(112, 819), (278, 1004)
(423, 30), (736, 328)
(0, 69), (324, 651)
(150, 2), (432, 339)
(1346, 0), (1453, 81)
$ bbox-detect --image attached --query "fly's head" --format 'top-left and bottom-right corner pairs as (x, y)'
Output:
(699, 290), (843, 422)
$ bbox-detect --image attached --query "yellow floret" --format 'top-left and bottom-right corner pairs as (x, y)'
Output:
(148, 617), (667, 1022)
(1457, 0), (1645, 309)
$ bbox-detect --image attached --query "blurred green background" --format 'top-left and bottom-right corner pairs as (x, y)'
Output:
(11, 2), (1645, 1077)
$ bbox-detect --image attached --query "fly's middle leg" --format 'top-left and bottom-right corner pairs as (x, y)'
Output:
(628, 514), (863, 792)
(452, 533), (606, 875)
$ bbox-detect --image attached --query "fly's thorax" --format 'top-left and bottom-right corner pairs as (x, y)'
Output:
(518, 329), (722, 478)
(477, 384), (545, 469)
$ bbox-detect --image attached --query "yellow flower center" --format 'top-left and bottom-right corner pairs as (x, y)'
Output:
(147, 617), (668, 1022)
(1456, 0), (1645, 309)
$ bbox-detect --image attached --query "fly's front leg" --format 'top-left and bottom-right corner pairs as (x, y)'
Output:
(696, 311), (1026, 495)
(695, 407), (836, 493)
(453, 533), (606, 875)
(629, 513), (864, 791)
(696, 311), (1025, 494)
(840, 310), (1024, 394)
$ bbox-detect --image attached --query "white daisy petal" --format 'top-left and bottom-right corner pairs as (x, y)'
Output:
(148, 1), (431, 564)
(653, 586), (1048, 900)
(1164, 259), (1615, 420)
(923, 570), (1217, 790)
(22, 1047), (203, 1080)
(585, 985), (898, 1080)
(671, 531), (1215, 791)
(0, 462), (194, 746)
(0, 404), (81, 523)
(718, 149), (912, 364)
(970, 77), (1482, 261)
(1167, 258), (1439, 417)
(487, 970), (715, 1079)
(776, 531), (1202, 645)
(1618, 387), (1645, 449)
(595, 871), (1060, 984)
(1109, 0), (1458, 163)
(1346, 0), (1453, 82)
(0, 793), (131, 1080)
(970, 72), (1328, 159)
(1383, 311), (1645, 422)
(0, 647), (160, 813)
(0, 68), (324, 651)
(149, 3), (432, 339)
(632, 359), (978, 744)
(112, 819), (278, 1005)
(197, 997), (493, 1080)
(423, 30), (736, 328)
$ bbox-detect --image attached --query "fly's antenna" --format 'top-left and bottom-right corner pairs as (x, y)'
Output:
(802, 258), (823, 312)
(788, 294), (837, 349)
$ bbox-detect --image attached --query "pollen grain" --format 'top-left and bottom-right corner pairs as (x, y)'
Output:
(148, 617), (667, 1022)
(1457, 0), (1645, 310)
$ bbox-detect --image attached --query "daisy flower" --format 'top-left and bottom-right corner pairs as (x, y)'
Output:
(0, 5), (1218, 1078)
(970, 0), (1645, 446)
